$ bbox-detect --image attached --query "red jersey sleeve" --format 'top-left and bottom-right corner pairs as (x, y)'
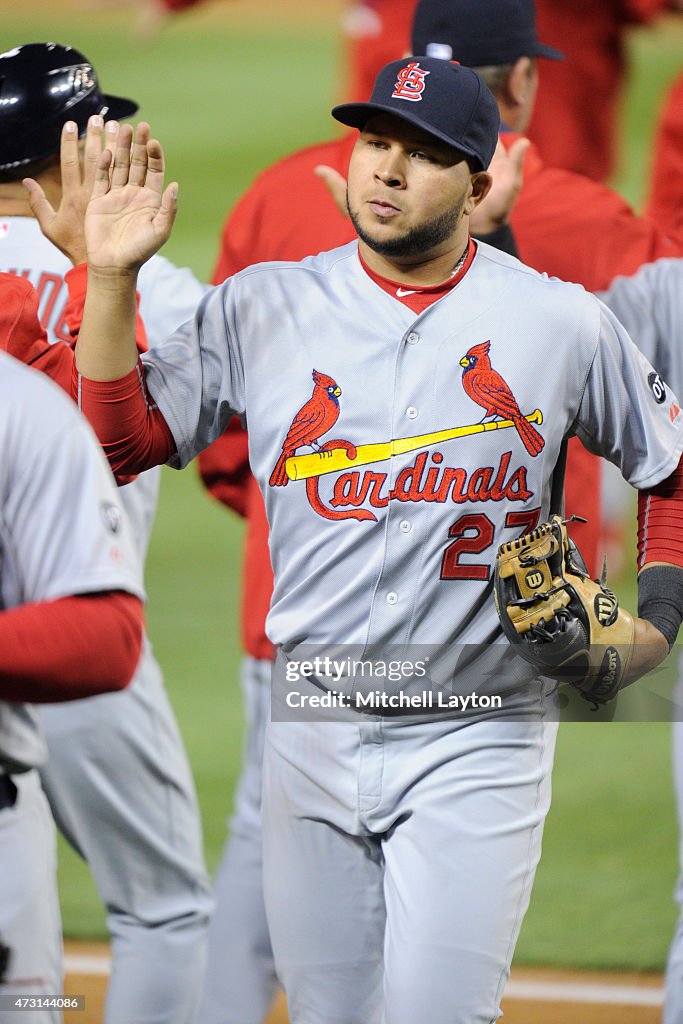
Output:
(0, 273), (74, 391)
(645, 72), (683, 235)
(0, 591), (143, 701)
(506, 136), (682, 292)
(197, 418), (251, 518)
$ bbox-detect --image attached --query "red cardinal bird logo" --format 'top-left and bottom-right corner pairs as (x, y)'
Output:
(459, 341), (544, 457)
(269, 369), (342, 487)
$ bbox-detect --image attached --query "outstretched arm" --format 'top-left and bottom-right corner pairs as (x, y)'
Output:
(25, 120), (178, 476)
(32, 119), (178, 380)
(21, 118), (149, 377)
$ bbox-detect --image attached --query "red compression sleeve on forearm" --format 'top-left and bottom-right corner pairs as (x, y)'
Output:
(64, 265), (149, 353)
(638, 457), (683, 570)
(73, 361), (176, 478)
(0, 592), (143, 701)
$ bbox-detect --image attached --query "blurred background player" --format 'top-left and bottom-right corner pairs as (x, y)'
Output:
(0, 273), (144, 1023)
(527, 0), (674, 182)
(339, 0), (416, 102)
(645, 69), (683, 233)
(0, 43), (213, 1024)
(594, 257), (683, 1024)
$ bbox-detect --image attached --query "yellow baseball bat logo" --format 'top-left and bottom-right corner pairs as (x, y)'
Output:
(285, 410), (543, 481)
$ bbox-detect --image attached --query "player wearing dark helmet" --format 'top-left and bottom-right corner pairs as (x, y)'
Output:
(0, 41), (212, 1024)
(0, 43), (137, 174)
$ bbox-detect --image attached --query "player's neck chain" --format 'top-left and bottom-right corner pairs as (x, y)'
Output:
(449, 243), (470, 280)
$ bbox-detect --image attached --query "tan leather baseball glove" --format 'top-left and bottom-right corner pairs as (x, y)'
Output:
(494, 515), (635, 707)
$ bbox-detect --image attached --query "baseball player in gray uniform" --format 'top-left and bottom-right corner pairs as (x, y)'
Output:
(596, 258), (683, 1024)
(0, 275), (144, 1023)
(0, 43), (212, 1024)
(43, 58), (683, 1023)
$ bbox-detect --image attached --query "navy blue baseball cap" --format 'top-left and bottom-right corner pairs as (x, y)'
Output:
(411, 0), (563, 67)
(331, 57), (500, 171)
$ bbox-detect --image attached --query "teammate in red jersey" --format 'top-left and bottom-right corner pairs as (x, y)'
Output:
(645, 70), (683, 235)
(341, 1), (417, 103)
(527, 0), (671, 182)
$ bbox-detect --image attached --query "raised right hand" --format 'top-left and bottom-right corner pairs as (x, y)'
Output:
(83, 121), (178, 276)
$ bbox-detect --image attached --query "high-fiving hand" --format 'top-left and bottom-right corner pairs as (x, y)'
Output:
(84, 120), (178, 275)
(25, 118), (177, 276)
(23, 114), (120, 265)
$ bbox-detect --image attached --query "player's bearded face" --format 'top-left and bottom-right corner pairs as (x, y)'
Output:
(346, 115), (473, 259)
(348, 193), (466, 258)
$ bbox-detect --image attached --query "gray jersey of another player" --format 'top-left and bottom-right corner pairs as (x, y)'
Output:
(0, 350), (142, 772)
(141, 241), (683, 681)
(0, 218), (213, 1024)
(599, 258), (683, 395)
(598, 257), (683, 1024)
(0, 217), (209, 559)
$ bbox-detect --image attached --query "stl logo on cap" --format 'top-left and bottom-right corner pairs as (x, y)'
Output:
(392, 62), (430, 102)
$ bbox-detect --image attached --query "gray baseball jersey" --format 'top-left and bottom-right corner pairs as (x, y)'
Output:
(118, 239), (683, 1021)
(0, 217), (213, 1024)
(148, 242), (682, 654)
(0, 349), (141, 1022)
(0, 350), (142, 773)
(599, 258), (683, 394)
(597, 258), (683, 1024)
(0, 216), (209, 556)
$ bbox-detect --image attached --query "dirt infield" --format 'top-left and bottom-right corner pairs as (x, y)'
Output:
(63, 940), (665, 1024)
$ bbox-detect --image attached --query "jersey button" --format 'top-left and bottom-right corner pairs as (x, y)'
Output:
(407, 332), (419, 345)
(406, 406), (418, 419)
(386, 592), (399, 605)
(399, 520), (411, 533)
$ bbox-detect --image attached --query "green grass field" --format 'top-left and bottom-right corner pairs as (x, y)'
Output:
(2, 2), (683, 972)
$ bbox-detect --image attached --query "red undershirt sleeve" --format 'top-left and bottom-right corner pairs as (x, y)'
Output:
(0, 274), (73, 392)
(0, 592), (143, 701)
(637, 457), (683, 570)
(72, 361), (176, 479)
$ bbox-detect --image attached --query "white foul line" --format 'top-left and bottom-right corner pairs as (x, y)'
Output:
(505, 978), (664, 1007)
(64, 953), (111, 976)
(64, 953), (664, 1008)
